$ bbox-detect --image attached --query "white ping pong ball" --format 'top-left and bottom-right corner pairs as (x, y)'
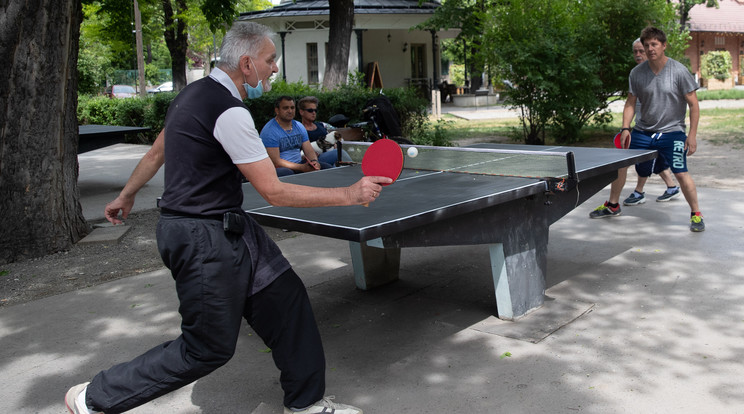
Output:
(407, 147), (418, 158)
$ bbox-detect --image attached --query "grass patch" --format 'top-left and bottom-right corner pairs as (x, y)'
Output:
(443, 107), (744, 149)
(580, 108), (744, 148)
(440, 113), (522, 143)
(698, 108), (744, 148)
(698, 89), (744, 101)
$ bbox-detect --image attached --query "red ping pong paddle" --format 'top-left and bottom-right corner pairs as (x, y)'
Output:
(613, 131), (630, 149)
(360, 139), (404, 206)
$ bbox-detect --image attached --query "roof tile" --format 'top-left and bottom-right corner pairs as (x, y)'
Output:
(688, 0), (744, 33)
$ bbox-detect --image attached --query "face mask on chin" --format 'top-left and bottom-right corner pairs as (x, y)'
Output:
(243, 57), (272, 99)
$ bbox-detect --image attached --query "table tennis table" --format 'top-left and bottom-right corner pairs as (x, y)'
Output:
(241, 143), (656, 320)
(78, 125), (151, 153)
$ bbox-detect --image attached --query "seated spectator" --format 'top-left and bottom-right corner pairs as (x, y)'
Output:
(297, 96), (352, 164)
(260, 96), (332, 176)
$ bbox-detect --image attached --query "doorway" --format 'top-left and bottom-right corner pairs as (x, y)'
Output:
(410, 44), (429, 98)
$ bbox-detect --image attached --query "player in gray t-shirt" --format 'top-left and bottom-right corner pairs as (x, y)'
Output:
(621, 38), (679, 207)
(589, 26), (705, 232)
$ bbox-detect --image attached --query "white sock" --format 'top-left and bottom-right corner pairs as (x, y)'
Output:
(666, 186), (678, 194)
(77, 386), (94, 414)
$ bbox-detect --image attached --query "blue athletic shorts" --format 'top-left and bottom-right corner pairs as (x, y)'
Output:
(630, 129), (688, 176)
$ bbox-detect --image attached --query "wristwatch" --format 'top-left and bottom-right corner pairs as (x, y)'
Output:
(621, 127), (631, 132)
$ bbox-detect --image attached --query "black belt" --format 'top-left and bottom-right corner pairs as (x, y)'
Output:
(160, 208), (246, 234)
(160, 208), (225, 221)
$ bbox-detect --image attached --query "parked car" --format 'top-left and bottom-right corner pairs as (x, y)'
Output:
(147, 81), (173, 94)
(105, 85), (137, 99)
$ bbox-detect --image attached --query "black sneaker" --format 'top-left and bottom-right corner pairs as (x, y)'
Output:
(623, 191), (646, 206)
(589, 202), (621, 218)
(690, 213), (705, 232)
(657, 187), (681, 202)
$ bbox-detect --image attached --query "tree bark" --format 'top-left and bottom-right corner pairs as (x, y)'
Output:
(162, 0), (188, 90)
(0, 0), (88, 263)
(322, 0), (354, 89)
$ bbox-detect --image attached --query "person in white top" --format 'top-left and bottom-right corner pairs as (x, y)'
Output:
(65, 21), (385, 414)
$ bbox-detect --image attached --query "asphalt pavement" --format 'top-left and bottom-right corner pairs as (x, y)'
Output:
(1, 105), (744, 413)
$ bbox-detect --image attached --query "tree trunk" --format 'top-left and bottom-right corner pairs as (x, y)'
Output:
(0, 0), (88, 264)
(322, 0), (354, 89)
(162, 0), (188, 90)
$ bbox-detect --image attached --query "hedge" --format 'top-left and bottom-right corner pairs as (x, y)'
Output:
(77, 83), (430, 145)
(700, 51), (733, 81)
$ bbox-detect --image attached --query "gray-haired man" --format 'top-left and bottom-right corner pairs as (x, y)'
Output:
(65, 21), (386, 414)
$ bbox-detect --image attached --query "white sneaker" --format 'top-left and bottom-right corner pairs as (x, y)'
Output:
(65, 382), (101, 414)
(285, 396), (363, 414)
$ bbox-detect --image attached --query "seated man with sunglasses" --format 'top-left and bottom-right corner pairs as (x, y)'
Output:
(298, 96), (351, 166)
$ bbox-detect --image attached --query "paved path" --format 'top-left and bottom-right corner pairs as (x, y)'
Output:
(2, 101), (742, 412)
(2, 179), (743, 413)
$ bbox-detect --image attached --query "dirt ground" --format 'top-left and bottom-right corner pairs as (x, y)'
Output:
(1, 134), (741, 309)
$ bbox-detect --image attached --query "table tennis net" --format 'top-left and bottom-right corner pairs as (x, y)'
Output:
(339, 141), (576, 181)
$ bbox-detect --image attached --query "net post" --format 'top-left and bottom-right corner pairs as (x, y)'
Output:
(546, 151), (578, 193)
(566, 151), (577, 182)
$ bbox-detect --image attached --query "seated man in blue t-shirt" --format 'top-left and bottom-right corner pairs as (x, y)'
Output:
(260, 96), (333, 176)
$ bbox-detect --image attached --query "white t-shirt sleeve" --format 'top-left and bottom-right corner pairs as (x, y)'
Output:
(213, 106), (269, 164)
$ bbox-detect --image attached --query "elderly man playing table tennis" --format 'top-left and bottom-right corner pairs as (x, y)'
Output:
(67, 21), (389, 414)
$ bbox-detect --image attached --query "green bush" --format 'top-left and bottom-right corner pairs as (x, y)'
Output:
(701, 51), (733, 81)
(115, 98), (147, 129)
(448, 64), (466, 87)
(405, 117), (454, 146)
(143, 92), (176, 134)
(268, 79), (318, 96)
(77, 95), (163, 143)
(313, 84), (373, 125)
(77, 96), (119, 125)
(77, 83), (431, 144)
(244, 83), (429, 134)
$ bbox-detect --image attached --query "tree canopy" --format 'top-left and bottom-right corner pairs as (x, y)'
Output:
(676, 0), (719, 29)
(422, 0), (709, 144)
(78, 0), (271, 94)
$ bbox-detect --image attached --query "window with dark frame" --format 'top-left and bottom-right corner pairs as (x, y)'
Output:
(307, 43), (319, 84)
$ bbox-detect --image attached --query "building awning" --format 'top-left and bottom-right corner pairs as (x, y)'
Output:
(240, 0), (441, 19)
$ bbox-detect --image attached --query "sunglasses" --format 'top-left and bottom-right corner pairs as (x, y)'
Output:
(302, 108), (317, 113)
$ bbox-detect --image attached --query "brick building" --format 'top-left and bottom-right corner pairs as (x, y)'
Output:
(685, 0), (744, 88)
